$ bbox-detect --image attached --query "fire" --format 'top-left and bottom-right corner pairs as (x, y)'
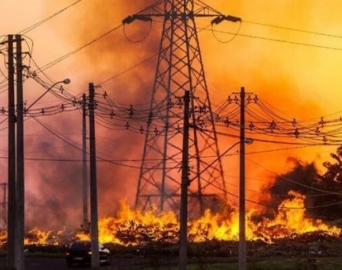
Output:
(249, 191), (341, 243)
(188, 209), (239, 242)
(80, 193), (339, 246)
(76, 199), (179, 246)
(0, 192), (339, 248)
(24, 228), (65, 246)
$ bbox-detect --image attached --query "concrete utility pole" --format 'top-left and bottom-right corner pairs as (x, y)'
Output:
(7, 34), (16, 269)
(82, 93), (89, 232)
(239, 87), (246, 270)
(15, 34), (25, 270)
(88, 83), (99, 268)
(179, 90), (190, 270)
(5, 34), (25, 270)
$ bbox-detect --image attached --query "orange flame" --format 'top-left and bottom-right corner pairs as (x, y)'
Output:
(1, 192), (338, 248)
(24, 228), (66, 246)
(74, 193), (339, 245)
(249, 191), (341, 242)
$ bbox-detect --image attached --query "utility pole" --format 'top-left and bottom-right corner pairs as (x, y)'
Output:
(5, 34), (25, 270)
(7, 34), (16, 269)
(88, 83), (99, 268)
(82, 93), (89, 232)
(15, 34), (25, 270)
(239, 87), (246, 270)
(179, 90), (190, 270)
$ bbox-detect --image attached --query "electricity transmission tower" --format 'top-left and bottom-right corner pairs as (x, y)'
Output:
(124, 0), (240, 215)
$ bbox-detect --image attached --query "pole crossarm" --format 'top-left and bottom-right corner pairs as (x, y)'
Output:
(122, 0), (241, 24)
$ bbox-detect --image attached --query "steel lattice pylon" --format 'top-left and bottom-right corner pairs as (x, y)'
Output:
(128, 0), (230, 216)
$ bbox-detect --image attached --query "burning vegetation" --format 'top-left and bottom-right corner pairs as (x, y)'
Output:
(2, 149), (342, 260)
(2, 191), (339, 250)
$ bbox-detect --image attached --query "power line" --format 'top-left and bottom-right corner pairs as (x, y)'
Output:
(208, 26), (342, 51)
(19, 0), (83, 34)
(32, 15), (342, 87)
(243, 20), (342, 40)
(34, 24), (122, 74)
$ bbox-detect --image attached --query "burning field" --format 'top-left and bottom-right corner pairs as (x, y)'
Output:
(1, 190), (340, 259)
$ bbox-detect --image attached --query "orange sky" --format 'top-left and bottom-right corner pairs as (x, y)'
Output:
(1, 0), (342, 229)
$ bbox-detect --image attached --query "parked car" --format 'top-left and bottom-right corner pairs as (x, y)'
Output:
(65, 240), (111, 267)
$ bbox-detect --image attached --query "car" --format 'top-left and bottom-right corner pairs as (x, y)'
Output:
(65, 240), (111, 267)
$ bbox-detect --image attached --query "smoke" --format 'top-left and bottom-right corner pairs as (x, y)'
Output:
(19, 0), (339, 230)
(22, 0), (164, 229)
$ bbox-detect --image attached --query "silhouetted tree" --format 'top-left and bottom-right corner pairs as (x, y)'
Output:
(260, 146), (342, 221)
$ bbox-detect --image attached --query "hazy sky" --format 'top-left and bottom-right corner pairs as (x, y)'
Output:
(1, 0), (342, 229)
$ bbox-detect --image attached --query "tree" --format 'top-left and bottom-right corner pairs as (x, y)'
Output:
(261, 147), (342, 221)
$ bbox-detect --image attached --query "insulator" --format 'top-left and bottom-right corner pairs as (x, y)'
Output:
(139, 126), (144, 134)
(323, 136), (327, 144)
(41, 109), (45, 115)
(247, 95), (252, 103)
(103, 91), (107, 98)
(225, 15), (242, 22)
(129, 105), (134, 118)
(110, 110), (115, 119)
(319, 117), (325, 127)
(154, 127), (159, 135)
(224, 117), (230, 127)
(211, 15), (225, 25)
(125, 122), (130, 129)
(249, 122), (254, 131)
(1, 107), (5, 114)
(227, 96), (232, 104)
(292, 118), (297, 126)
(147, 111), (153, 125)
(294, 128), (299, 138)
(269, 120), (276, 130)
(253, 95), (258, 103)
(122, 15), (134, 24)
(61, 104), (65, 111)
(59, 86), (64, 93)
(315, 127), (320, 135)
